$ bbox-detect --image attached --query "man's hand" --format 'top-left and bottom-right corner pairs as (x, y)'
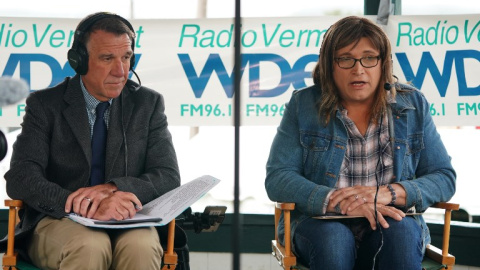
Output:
(65, 183), (117, 218)
(92, 191), (142, 221)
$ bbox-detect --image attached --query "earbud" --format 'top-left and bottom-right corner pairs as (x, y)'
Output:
(384, 82), (392, 90)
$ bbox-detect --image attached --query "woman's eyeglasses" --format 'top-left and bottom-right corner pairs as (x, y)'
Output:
(335, 56), (380, 69)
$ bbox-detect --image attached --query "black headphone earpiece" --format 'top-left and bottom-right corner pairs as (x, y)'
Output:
(68, 12), (136, 75)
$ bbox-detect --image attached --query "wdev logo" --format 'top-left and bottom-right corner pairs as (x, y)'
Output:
(178, 53), (317, 98)
(180, 50), (480, 98)
(396, 50), (480, 97)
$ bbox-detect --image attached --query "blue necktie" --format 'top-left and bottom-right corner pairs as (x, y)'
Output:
(91, 102), (109, 186)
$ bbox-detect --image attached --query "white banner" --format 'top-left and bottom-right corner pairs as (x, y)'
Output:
(0, 15), (479, 126)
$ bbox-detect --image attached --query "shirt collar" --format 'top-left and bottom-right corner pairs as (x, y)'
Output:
(80, 77), (112, 111)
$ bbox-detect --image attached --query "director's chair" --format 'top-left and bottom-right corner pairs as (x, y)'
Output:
(2, 199), (178, 270)
(271, 202), (459, 270)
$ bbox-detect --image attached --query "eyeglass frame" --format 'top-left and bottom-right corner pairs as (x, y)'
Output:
(334, 56), (381, 69)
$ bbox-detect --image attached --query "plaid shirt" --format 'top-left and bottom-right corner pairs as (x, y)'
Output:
(336, 108), (394, 189)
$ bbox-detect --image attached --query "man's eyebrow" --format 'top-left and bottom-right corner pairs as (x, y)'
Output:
(98, 51), (133, 58)
(98, 53), (114, 58)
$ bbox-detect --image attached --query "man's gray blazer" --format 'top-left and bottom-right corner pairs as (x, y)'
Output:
(1, 74), (181, 250)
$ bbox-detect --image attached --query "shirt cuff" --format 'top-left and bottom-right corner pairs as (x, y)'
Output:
(322, 189), (336, 214)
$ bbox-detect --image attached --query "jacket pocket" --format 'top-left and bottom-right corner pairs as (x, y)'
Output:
(406, 133), (424, 155)
(300, 132), (330, 176)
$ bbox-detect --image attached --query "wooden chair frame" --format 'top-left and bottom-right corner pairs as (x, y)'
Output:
(271, 202), (460, 270)
(2, 199), (178, 270)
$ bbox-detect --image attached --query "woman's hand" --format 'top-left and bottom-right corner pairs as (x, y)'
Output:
(329, 185), (393, 213)
(345, 203), (405, 230)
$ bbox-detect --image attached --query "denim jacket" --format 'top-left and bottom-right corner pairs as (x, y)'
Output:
(265, 84), (456, 251)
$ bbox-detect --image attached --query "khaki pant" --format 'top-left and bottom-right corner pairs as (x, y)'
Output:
(28, 217), (163, 270)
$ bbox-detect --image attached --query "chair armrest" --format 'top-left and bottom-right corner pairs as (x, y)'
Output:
(275, 202), (295, 211)
(4, 200), (23, 208)
(3, 199), (23, 269)
(430, 202), (460, 211)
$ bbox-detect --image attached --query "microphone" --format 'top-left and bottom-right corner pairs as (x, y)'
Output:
(131, 70), (142, 92)
(0, 76), (30, 107)
(384, 82), (392, 91)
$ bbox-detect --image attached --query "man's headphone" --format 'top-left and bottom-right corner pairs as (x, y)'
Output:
(68, 12), (136, 75)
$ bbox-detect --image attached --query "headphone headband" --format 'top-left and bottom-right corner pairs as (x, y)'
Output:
(74, 12), (135, 45)
(68, 12), (136, 75)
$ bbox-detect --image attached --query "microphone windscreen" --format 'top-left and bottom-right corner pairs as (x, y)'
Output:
(384, 82), (392, 90)
(0, 76), (30, 107)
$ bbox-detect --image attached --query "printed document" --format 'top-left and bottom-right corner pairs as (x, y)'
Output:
(68, 175), (220, 228)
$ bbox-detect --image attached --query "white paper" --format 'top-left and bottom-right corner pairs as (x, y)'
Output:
(67, 175), (220, 228)
(68, 213), (163, 229)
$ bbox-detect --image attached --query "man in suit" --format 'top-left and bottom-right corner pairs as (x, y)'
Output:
(3, 12), (180, 270)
